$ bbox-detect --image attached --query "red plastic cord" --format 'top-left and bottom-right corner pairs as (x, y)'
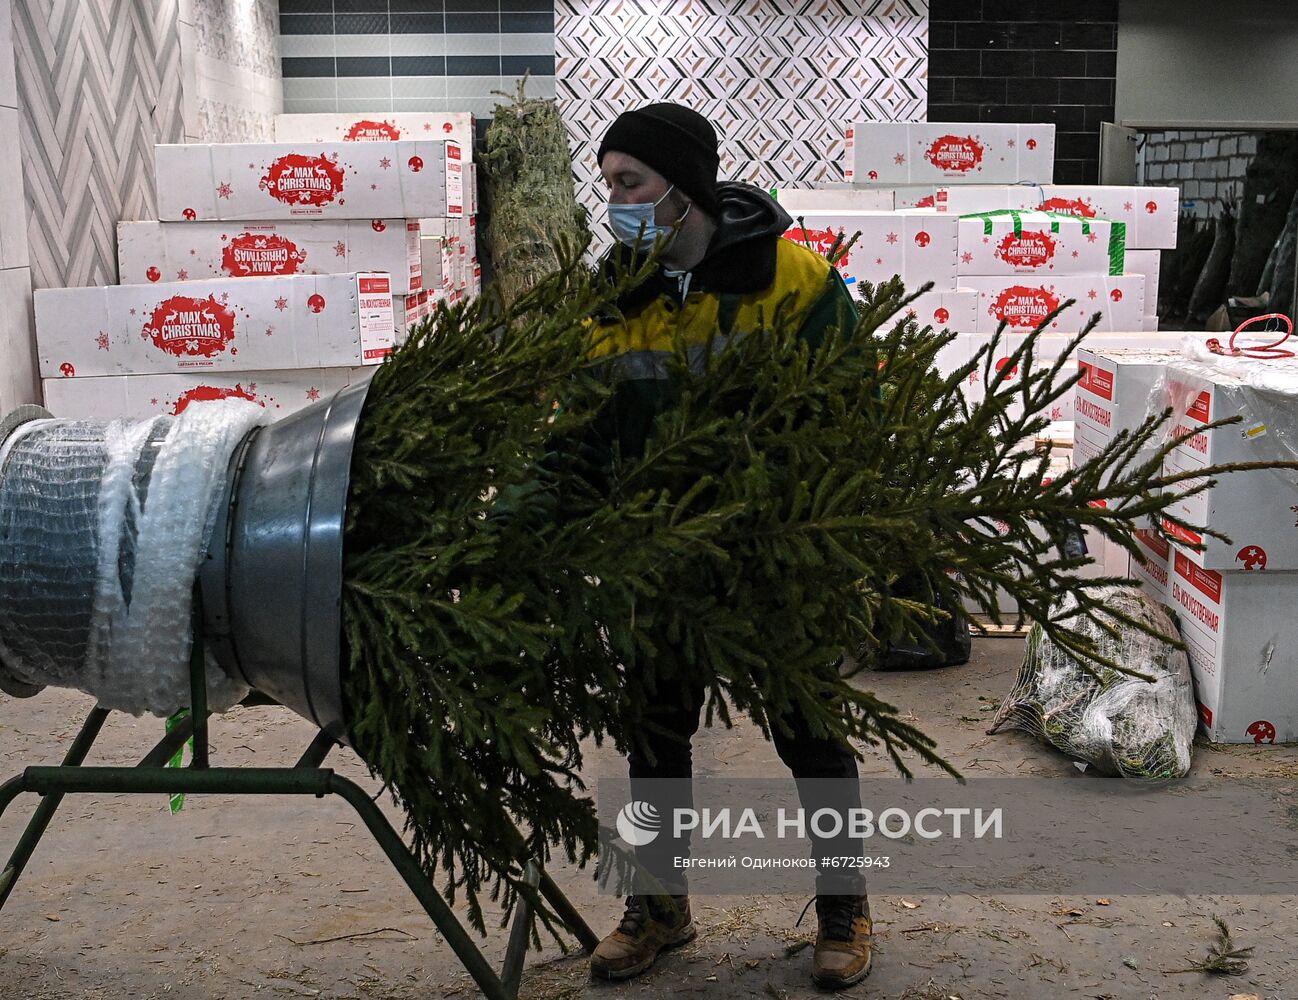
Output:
(1206, 313), (1295, 359)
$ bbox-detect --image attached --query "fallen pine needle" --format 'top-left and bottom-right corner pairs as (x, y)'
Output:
(1164, 917), (1252, 975)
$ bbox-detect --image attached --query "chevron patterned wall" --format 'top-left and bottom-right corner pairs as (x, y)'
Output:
(13, 0), (186, 290)
(556, 0), (928, 250)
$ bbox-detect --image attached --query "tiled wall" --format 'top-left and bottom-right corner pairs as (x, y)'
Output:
(0, 0), (37, 411)
(180, 0), (285, 142)
(927, 0), (1117, 184)
(279, 0), (555, 131)
(557, 0), (929, 252)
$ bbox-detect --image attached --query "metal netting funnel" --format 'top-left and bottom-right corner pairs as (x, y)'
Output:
(200, 371), (376, 744)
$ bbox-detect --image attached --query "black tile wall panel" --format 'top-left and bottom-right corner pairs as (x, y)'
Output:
(928, 4), (1118, 185)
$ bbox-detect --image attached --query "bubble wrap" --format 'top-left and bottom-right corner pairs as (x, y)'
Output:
(989, 586), (1197, 780)
(0, 400), (267, 715)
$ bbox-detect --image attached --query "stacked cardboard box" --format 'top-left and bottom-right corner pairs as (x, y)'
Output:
(40, 128), (477, 423)
(777, 121), (1180, 424)
(273, 113), (482, 306)
(1072, 347), (1298, 744)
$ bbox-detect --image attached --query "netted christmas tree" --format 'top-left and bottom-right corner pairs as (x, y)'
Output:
(481, 77), (588, 304)
(338, 240), (1276, 934)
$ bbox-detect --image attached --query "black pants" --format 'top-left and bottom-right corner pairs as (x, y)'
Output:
(627, 680), (867, 897)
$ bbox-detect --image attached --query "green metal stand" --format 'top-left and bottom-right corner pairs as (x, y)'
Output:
(0, 596), (597, 1000)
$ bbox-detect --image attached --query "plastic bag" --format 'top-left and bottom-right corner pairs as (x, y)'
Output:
(989, 586), (1196, 780)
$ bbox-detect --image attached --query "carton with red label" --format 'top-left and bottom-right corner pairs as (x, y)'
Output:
(845, 122), (1055, 186)
(117, 219), (423, 293)
(1167, 549), (1298, 743)
(1072, 347), (1178, 481)
(1019, 333), (1180, 424)
(1159, 357), (1298, 571)
(956, 210), (1126, 276)
(34, 272), (394, 378)
(42, 367), (370, 421)
(274, 112), (475, 162)
(155, 140), (463, 222)
(936, 185), (1178, 249)
(1128, 523), (1171, 604)
(781, 210), (959, 292)
(960, 274), (1145, 334)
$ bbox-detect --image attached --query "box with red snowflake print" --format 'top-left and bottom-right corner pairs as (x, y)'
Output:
(782, 210), (959, 292)
(274, 112), (475, 163)
(955, 210), (1126, 277)
(41, 367), (369, 421)
(155, 140), (463, 221)
(959, 274), (1146, 334)
(936, 185), (1179, 249)
(844, 123), (1054, 186)
(117, 219), (423, 293)
(34, 273), (394, 378)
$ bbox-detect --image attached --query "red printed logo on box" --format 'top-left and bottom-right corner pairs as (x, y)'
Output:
(994, 229), (1057, 269)
(143, 295), (237, 358)
(782, 227), (849, 267)
(1039, 196), (1097, 219)
(1134, 527), (1170, 561)
(343, 119), (401, 141)
(923, 134), (985, 173)
(989, 284), (1061, 328)
(171, 383), (262, 415)
(1161, 517), (1202, 548)
(359, 276), (391, 294)
(1174, 550), (1223, 604)
(260, 153), (346, 207)
(1077, 360), (1114, 401)
(222, 233), (307, 277)
(1185, 389), (1211, 422)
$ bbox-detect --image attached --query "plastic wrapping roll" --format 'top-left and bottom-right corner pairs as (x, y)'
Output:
(0, 400), (266, 715)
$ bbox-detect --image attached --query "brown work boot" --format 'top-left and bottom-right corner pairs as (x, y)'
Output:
(590, 894), (695, 981)
(811, 894), (874, 989)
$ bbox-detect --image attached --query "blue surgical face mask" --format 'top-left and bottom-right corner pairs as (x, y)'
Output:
(608, 184), (690, 250)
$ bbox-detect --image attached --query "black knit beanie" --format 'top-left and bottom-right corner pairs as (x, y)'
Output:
(597, 103), (721, 217)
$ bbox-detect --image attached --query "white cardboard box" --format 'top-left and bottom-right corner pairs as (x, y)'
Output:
(782, 210), (959, 292)
(42, 368), (369, 421)
(1168, 549), (1298, 743)
(901, 289), (979, 334)
(1072, 347), (1178, 477)
(117, 219), (423, 293)
(936, 185), (1179, 249)
(960, 274), (1146, 334)
(1126, 248), (1161, 305)
(1159, 358), (1298, 571)
(1129, 522), (1171, 604)
(274, 112), (475, 162)
(845, 123), (1055, 186)
(956, 210), (1126, 277)
(35, 273), (394, 378)
(156, 141), (463, 222)
(771, 187), (895, 212)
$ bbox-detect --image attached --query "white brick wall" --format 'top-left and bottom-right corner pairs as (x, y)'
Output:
(1138, 128), (1262, 219)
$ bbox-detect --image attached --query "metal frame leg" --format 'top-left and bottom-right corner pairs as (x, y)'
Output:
(0, 706), (110, 907)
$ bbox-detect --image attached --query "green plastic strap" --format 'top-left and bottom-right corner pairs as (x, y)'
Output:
(165, 709), (191, 814)
(1108, 221), (1128, 275)
(970, 208), (1092, 236)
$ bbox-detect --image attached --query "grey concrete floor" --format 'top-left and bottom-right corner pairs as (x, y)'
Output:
(0, 635), (1295, 1000)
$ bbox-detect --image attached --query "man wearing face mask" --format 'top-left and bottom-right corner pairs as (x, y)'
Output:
(585, 103), (872, 992)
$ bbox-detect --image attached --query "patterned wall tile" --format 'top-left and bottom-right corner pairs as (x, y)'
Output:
(557, 0), (928, 249)
(14, 0), (186, 289)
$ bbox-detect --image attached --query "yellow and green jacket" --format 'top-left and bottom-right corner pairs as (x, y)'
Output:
(587, 181), (858, 463)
